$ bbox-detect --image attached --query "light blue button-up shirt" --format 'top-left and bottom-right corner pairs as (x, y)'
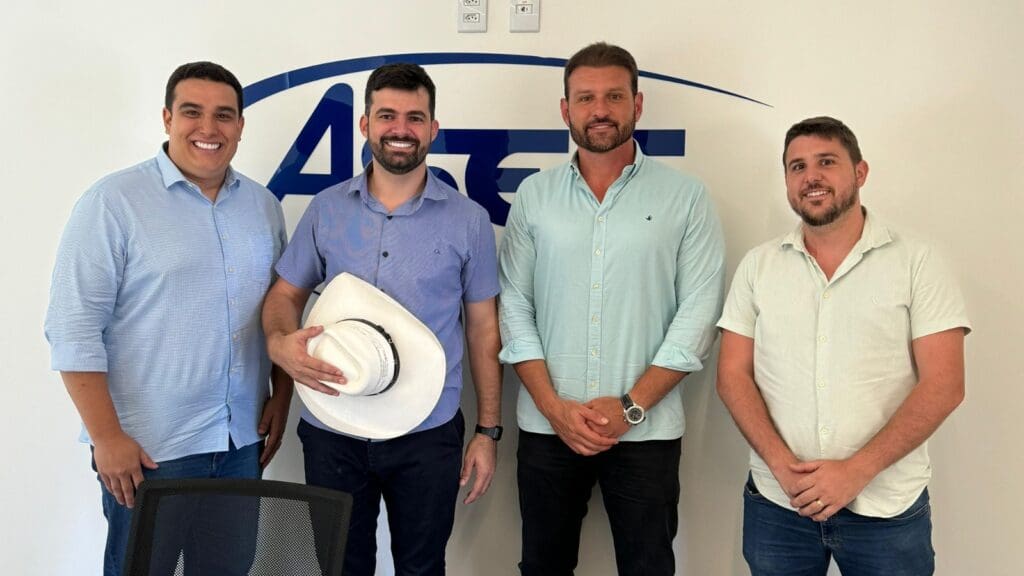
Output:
(45, 147), (287, 462)
(275, 166), (499, 435)
(499, 144), (725, 441)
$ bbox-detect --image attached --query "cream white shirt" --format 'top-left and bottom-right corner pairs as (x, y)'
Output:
(717, 212), (970, 517)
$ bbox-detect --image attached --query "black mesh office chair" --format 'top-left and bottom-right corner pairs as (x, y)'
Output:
(123, 478), (352, 576)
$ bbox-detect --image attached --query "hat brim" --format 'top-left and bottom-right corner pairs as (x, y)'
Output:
(299, 273), (446, 439)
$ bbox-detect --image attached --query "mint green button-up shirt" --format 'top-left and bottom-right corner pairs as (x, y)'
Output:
(498, 145), (725, 441)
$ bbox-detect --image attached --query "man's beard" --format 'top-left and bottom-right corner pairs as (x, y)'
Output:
(794, 187), (859, 227)
(370, 137), (428, 175)
(569, 116), (636, 153)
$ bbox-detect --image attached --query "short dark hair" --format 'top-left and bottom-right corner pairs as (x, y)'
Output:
(364, 63), (436, 118)
(165, 61), (244, 114)
(563, 42), (639, 98)
(783, 116), (863, 166)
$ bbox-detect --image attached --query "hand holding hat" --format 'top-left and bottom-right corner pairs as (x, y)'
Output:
(295, 273), (447, 439)
(267, 323), (346, 396)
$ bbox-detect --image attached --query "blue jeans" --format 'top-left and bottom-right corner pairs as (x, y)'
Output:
(95, 440), (262, 576)
(298, 412), (465, 576)
(516, 431), (681, 576)
(742, 476), (935, 576)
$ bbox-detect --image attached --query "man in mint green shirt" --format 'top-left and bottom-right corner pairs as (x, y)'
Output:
(498, 42), (725, 576)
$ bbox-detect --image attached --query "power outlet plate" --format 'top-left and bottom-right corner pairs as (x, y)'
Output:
(509, 0), (540, 32)
(458, 0), (487, 33)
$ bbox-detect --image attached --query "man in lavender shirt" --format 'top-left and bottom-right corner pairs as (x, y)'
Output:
(262, 63), (502, 576)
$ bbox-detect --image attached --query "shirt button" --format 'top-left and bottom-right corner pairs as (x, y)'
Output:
(820, 426), (831, 435)
(597, 216), (605, 223)
(592, 283), (601, 289)
(591, 314), (599, 324)
(232, 334), (239, 341)
(823, 291), (831, 300)
(590, 380), (598, 388)
(817, 379), (826, 389)
(818, 335), (827, 343)
(382, 251), (389, 258)
(221, 233), (228, 240)
(227, 267), (235, 273)
(595, 249), (602, 256)
(591, 348), (599, 357)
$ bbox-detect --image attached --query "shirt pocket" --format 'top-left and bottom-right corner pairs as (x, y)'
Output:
(842, 278), (910, 381)
(246, 231), (277, 293)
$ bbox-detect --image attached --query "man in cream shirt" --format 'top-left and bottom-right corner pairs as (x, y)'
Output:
(717, 116), (970, 575)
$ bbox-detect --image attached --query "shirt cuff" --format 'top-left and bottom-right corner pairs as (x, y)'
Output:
(49, 341), (108, 372)
(911, 318), (973, 339)
(498, 338), (546, 365)
(651, 344), (704, 374)
(716, 318), (754, 338)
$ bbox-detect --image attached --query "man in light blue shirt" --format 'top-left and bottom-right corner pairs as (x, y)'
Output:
(499, 43), (725, 576)
(45, 62), (291, 576)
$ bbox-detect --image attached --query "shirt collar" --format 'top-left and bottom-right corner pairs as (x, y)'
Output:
(568, 139), (646, 180)
(156, 143), (239, 199)
(347, 164), (449, 213)
(780, 208), (893, 255)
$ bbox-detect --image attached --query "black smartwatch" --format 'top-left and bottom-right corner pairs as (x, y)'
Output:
(475, 424), (504, 441)
(621, 394), (646, 425)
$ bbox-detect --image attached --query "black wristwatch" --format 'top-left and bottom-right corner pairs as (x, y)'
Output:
(621, 394), (646, 425)
(475, 424), (504, 441)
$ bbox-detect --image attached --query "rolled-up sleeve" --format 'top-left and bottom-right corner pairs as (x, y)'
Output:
(274, 194), (326, 290)
(497, 182), (545, 364)
(45, 190), (124, 372)
(652, 187), (726, 372)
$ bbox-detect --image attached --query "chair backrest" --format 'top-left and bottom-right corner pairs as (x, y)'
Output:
(123, 478), (352, 576)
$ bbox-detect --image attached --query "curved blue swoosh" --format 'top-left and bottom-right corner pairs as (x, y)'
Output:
(243, 52), (770, 109)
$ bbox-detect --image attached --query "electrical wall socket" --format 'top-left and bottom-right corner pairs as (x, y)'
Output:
(458, 0), (487, 33)
(509, 0), (540, 32)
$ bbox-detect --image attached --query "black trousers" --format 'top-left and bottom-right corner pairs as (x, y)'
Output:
(517, 430), (681, 576)
(299, 412), (465, 576)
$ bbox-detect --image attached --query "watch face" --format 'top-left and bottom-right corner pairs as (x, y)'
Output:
(625, 406), (645, 424)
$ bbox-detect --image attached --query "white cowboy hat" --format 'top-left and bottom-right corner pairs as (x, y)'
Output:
(297, 273), (446, 439)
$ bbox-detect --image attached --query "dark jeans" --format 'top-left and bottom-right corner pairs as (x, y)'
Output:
(298, 411), (465, 576)
(95, 439), (262, 576)
(743, 476), (935, 576)
(517, 431), (681, 576)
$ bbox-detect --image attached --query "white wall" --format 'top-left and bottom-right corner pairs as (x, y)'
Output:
(2, 1), (1020, 574)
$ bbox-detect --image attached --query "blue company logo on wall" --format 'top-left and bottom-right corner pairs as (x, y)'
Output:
(244, 53), (768, 227)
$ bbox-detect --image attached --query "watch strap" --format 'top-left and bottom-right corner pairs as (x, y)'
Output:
(475, 424), (503, 441)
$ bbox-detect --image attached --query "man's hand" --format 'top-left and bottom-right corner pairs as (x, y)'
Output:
(583, 396), (630, 439)
(258, 392), (291, 467)
(460, 434), (497, 504)
(93, 432), (158, 508)
(545, 398), (618, 456)
(771, 461), (814, 500)
(788, 459), (874, 521)
(266, 326), (345, 395)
